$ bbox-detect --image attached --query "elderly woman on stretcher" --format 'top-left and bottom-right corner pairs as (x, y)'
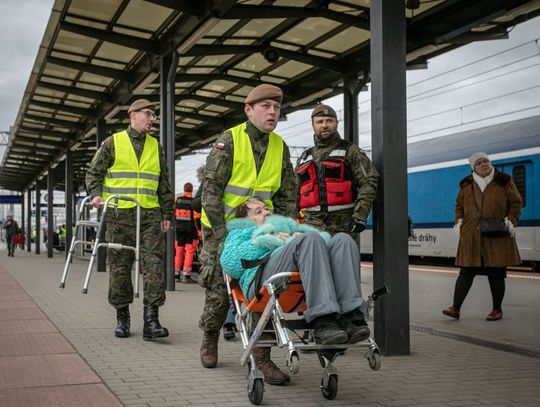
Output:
(220, 197), (370, 345)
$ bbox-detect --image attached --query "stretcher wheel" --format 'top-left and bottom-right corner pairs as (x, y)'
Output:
(321, 375), (338, 400)
(368, 351), (381, 370)
(248, 378), (264, 405)
(288, 354), (300, 374)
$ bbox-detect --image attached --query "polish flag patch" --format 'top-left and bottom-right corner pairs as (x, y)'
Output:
(215, 142), (225, 150)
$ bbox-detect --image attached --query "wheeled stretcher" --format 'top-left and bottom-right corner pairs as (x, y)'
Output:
(224, 269), (389, 405)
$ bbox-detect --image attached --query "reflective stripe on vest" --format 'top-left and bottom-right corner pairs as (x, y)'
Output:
(201, 122), (283, 227)
(102, 130), (160, 209)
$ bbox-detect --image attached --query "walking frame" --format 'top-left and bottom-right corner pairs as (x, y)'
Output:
(60, 195), (142, 296)
(224, 268), (390, 405)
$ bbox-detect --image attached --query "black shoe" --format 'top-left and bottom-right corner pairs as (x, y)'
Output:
(114, 306), (130, 338)
(143, 305), (169, 341)
(223, 324), (236, 340)
(338, 310), (371, 344)
(312, 314), (348, 345)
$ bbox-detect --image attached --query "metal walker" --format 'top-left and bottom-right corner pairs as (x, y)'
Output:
(59, 195), (142, 296)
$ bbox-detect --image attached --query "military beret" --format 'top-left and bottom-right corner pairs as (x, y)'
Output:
(128, 99), (156, 113)
(311, 104), (337, 119)
(244, 84), (283, 104)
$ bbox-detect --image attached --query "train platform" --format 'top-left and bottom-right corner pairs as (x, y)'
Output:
(0, 247), (539, 407)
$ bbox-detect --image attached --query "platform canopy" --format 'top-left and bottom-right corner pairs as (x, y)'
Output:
(1, 0), (539, 191)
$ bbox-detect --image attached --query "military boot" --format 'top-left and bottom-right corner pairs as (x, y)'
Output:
(253, 347), (290, 385)
(114, 306), (130, 338)
(142, 305), (169, 341)
(312, 314), (348, 345)
(200, 330), (219, 368)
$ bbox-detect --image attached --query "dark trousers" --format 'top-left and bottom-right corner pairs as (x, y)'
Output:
(452, 267), (506, 312)
(6, 235), (15, 256)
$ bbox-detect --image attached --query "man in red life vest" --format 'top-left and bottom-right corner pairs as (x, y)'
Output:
(295, 104), (379, 238)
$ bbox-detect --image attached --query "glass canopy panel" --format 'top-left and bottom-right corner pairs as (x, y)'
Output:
(202, 80), (236, 93)
(43, 65), (79, 81)
(205, 105), (229, 113)
(279, 18), (340, 47)
(207, 19), (240, 37)
(68, 0), (123, 21)
(66, 94), (95, 104)
(94, 43), (138, 64)
(267, 60), (313, 80)
(235, 54), (273, 73)
(236, 18), (285, 38)
(35, 88), (65, 99)
(117, 0), (174, 32)
(317, 26), (368, 53)
(178, 100), (204, 109)
(78, 72), (115, 87)
(197, 54), (236, 67)
(55, 31), (98, 55)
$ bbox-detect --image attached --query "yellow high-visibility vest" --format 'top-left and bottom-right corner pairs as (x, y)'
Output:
(102, 130), (160, 209)
(201, 122), (283, 227)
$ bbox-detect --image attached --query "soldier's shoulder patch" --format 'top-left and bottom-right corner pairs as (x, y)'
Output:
(215, 142), (225, 150)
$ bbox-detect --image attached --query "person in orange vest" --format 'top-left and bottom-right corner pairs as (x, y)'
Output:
(174, 182), (199, 283)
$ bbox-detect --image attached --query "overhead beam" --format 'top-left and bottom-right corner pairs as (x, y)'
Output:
(59, 21), (160, 55)
(407, 0), (513, 46)
(29, 100), (95, 117)
(47, 56), (132, 82)
(185, 45), (347, 74)
(37, 80), (113, 102)
(221, 5), (370, 31)
(174, 73), (299, 96)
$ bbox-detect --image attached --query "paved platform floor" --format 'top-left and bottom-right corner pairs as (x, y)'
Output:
(0, 247), (539, 406)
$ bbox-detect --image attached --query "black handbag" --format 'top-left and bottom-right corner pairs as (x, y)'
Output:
(479, 218), (509, 237)
(472, 185), (509, 237)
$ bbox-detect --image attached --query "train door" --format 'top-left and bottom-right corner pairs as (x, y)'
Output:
(496, 161), (537, 264)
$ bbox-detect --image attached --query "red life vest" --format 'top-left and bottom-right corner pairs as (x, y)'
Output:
(296, 140), (356, 212)
(175, 193), (193, 221)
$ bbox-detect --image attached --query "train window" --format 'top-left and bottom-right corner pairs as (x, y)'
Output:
(512, 165), (526, 207)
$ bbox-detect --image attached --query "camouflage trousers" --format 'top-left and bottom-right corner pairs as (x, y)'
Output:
(105, 208), (166, 309)
(198, 225), (228, 332)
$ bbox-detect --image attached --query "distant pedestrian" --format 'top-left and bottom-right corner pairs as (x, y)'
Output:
(174, 182), (198, 283)
(3, 215), (19, 256)
(443, 152), (522, 321)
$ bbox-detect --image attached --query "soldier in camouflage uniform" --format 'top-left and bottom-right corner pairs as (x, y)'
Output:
(199, 84), (297, 385)
(86, 99), (173, 341)
(296, 104), (378, 239)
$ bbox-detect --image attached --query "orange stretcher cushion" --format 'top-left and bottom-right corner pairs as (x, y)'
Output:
(230, 272), (306, 313)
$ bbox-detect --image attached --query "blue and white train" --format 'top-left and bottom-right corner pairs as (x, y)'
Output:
(360, 115), (540, 267)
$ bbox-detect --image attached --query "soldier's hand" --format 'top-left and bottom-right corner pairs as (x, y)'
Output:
(91, 196), (102, 209)
(350, 218), (367, 233)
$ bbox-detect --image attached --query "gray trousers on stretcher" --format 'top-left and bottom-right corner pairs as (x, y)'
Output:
(248, 233), (367, 323)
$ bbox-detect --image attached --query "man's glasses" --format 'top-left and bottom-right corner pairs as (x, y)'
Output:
(137, 109), (157, 120)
